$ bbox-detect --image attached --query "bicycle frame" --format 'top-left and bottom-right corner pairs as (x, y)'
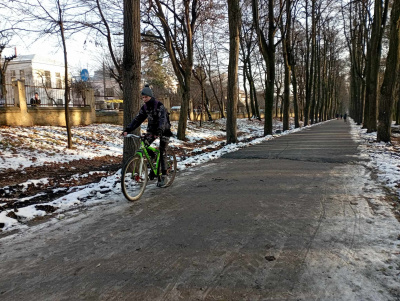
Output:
(122, 134), (176, 201)
(127, 134), (161, 177)
(138, 141), (161, 176)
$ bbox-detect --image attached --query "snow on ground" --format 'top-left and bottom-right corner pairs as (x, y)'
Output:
(349, 119), (400, 199)
(0, 118), (399, 235)
(0, 123), (123, 170)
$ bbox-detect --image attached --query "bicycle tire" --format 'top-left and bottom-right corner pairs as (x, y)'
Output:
(121, 154), (148, 201)
(163, 148), (177, 187)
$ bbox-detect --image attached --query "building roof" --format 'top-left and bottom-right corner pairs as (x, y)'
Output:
(11, 54), (64, 67)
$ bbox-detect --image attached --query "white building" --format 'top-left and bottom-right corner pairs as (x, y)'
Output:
(5, 54), (68, 106)
(6, 54), (65, 87)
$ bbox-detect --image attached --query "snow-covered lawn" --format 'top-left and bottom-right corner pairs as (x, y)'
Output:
(350, 120), (400, 197)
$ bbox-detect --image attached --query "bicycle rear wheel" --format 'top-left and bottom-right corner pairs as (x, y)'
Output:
(121, 154), (148, 201)
(163, 148), (177, 187)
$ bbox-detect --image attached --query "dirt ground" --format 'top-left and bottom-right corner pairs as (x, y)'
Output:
(0, 156), (121, 213)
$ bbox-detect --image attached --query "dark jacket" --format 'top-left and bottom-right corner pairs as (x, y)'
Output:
(30, 97), (41, 106)
(125, 98), (172, 136)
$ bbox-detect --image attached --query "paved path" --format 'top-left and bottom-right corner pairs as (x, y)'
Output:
(1, 120), (399, 301)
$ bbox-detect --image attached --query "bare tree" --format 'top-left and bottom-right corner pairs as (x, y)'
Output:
(341, 0), (369, 125)
(240, 13), (261, 120)
(78, 0), (124, 89)
(240, 1), (257, 120)
(303, 0), (316, 126)
(192, 65), (213, 122)
(0, 11), (16, 101)
(252, 0), (283, 135)
(226, 0), (241, 144)
(364, 0), (390, 133)
(279, 0), (294, 131)
(122, 0), (141, 162)
(14, 0), (90, 148)
(0, 44), (16, 101)
(377, 0), (400, 142)
(141, 0), (202, 140)
(207, 32), (227, 118)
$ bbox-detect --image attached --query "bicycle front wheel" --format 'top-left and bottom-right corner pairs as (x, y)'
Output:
(163, 148), (177, 187)
(121, 154), (148, 201)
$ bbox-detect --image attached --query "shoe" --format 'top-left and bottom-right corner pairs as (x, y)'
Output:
(157, 175), (167, 187)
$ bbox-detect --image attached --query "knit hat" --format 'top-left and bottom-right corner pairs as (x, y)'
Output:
(141, 84), (153, 97)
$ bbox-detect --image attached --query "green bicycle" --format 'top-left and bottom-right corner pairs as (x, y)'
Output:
(121, 134), (177, 201)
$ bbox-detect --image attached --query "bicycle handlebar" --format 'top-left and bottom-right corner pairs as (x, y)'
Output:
(125, 134), (141, 138)
(125, 133), (161, 139)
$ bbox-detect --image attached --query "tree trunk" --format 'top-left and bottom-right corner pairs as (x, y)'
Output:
(242, 61), (251, 120)
(275, 84), (280, 118)
(226, 0), (240, 144)
(193, 70), (213, 122)
(396, 95), (400, 125)
(177, 79), (191, 140)
(122, 0), (141, 163)
(310, 30), (318, 124)
(252, 0), (276, 135)
(204, 41), (224, 118)
(282, 63), (290, 130)
(245, 65), (256, 117)
(315, 33), (322, 123)
(204, 91), (213, 121)
(248, 61), (261, 120)
(57, 4), (72, 149)
(209, 75), (224, 118)
(292, 67), (300, 128)
(366, 0), (389, 133)
(304, 0), (316, 126)
(377, 0), (400, 142)
(281, 0), (291, 131)
(215, 50), (226, 118)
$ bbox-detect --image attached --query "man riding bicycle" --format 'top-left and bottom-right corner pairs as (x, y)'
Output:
(122, 85), (173, 187)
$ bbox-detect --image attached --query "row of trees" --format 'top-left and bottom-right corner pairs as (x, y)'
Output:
(107, 0), (350, 145)
(1, 0), (399, 151)
(344, 0), (400, 142)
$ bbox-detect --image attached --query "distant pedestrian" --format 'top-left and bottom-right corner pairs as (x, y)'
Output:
(30, 92), (41, 107)
(336, 113), (339, 119)
(340, 114), (343, 119)
(343, 113), (347, 122)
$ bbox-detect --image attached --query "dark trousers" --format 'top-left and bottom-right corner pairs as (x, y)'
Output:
(145, 133), (170, 175)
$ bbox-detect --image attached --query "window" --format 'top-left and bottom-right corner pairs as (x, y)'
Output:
(55, 72), (62, 88)
(19, 70), (25, 80)
(11, 70), (16, 82)
(105, 87), (114, 97)
(45, 71), (51, 88)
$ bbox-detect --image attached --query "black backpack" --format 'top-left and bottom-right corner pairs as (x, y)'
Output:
(144, 100), (173, 137)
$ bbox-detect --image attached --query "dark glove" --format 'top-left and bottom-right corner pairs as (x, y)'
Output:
(156, 128), (163, 137)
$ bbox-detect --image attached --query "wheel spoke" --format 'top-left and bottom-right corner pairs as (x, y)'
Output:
(121, 155), (148, 201)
